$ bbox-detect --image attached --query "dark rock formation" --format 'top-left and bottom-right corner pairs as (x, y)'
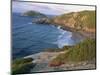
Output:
(32, 17), (50, 24)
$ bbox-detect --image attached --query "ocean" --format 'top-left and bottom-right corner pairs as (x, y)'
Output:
(12, 13), (83, 59)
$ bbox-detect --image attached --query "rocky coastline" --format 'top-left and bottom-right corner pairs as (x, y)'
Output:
(29, 10), (96, 38)
(12, 10), (96, 74)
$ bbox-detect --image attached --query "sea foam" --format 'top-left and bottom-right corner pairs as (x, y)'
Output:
(57, 26), (73, 48)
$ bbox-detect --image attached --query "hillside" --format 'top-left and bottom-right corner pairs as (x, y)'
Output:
(50, 10), (96, 33)
(22, 10), (47, 17)
(49, 38), (96, 67)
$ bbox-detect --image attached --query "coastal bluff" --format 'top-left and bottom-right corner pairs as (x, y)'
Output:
(50, 10), (96, 34)
(22, 10), (96, 36)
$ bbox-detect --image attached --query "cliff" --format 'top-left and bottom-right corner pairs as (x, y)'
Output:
(50, 10), (96, 33)
(22, 10), (96, 37)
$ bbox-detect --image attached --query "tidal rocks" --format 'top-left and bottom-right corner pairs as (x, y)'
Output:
(32, 17), (50, 24)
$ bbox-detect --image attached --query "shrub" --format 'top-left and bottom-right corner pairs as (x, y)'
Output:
(67, 38), (96, 61)
(12, 58), (35, 74)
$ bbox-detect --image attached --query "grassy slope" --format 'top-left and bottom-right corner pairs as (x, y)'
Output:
(23, 10), (47, 17)
(49, 38), (96, 66)
(51, 10), (96, 32)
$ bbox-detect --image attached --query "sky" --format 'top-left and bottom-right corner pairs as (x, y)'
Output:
(12, 1), (95, 15)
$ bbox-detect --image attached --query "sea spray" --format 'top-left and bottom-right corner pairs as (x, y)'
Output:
(56, 26), (72, 48)
(57, 26), (61, 29)
(57, 25), (84, 48)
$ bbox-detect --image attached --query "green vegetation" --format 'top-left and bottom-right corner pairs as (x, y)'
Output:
(23, 10), (47, 17)
(67, 38), (96, 61)
(12, 58), (35, 74)
(49, 38), (96, 66)
(78, 11), (96, 29)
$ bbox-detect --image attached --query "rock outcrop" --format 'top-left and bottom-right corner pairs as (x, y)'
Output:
(32, 17), (50, 24)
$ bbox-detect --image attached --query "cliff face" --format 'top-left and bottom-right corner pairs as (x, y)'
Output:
(51, 10), (96, 33)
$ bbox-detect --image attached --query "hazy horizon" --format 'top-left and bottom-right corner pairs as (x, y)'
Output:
(12, 1), (95, 15)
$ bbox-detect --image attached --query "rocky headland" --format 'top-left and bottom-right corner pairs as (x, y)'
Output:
(50, 10), (96, 38)
(23, 10), (96, 38)
(22, 10), (47, 18)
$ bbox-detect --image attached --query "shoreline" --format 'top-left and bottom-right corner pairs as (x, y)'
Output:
(51, 24), (95, 39)
(13, 12), (96, 73)
(22, 22), (96, 72)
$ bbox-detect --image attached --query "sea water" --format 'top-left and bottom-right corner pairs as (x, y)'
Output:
(12, 13), (83, 59)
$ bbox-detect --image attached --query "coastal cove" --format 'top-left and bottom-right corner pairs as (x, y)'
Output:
(12, 13), (84, 59)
